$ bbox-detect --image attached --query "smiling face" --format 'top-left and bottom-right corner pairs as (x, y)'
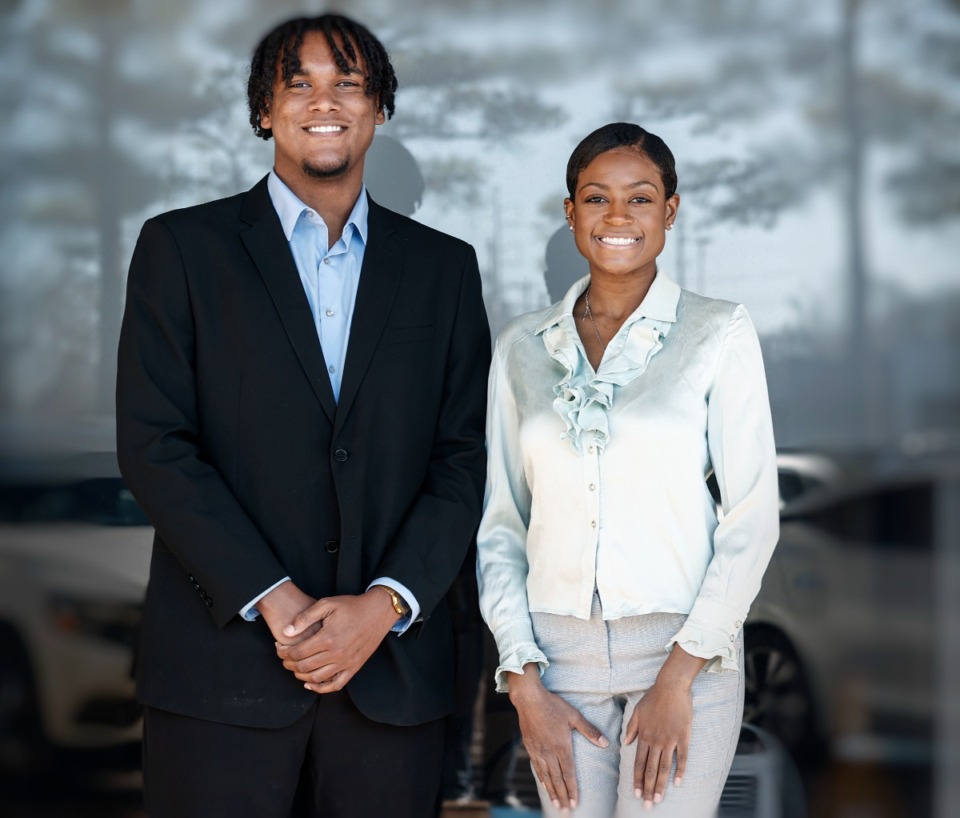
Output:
(259, 30), (385, 191)
(564, 147), (679, 284)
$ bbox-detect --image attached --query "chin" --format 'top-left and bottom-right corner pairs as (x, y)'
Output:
(302, 158), (350, 179)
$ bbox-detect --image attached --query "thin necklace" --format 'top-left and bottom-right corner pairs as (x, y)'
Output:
(582, 286), (606, 349)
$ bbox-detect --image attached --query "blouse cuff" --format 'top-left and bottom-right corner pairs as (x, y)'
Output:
(667, 597), (747, 674)
(492, 616), (550, 693)
(494, 646), (549, 694)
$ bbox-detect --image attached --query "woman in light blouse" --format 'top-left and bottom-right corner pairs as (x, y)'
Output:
(477, 123), (779, 817)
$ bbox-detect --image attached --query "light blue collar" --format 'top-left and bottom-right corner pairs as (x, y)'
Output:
(267, 170), (369, 247)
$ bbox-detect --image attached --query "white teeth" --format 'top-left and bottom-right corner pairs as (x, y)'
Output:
(598, 236), (638, 246)
(307, 125), (342, 133)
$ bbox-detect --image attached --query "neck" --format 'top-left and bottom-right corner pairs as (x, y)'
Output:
(275, 167), (364, 246)
(585, 269), (657, 321)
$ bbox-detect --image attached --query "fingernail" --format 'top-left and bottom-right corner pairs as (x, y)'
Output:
(570, 799), (577, 808)
(598, 736), (609, 748)
(635, 788), (642, 799)
(644, 800), (653, 811)
(303, 684), (312, 691)
(674, 776), (683, 787)
(654, 794), (663, 804)
(552, 799), (561, 809)
(284, 625), (295, 636)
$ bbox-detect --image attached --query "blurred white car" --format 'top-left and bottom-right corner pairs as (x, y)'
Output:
(0, 455), (152, 772)
(744, 467), (945, 763)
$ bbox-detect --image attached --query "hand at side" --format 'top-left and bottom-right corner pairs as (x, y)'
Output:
(507, 663), (608, 811)
(624, 645), (707, 808)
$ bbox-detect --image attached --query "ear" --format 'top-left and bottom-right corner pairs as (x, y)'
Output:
(664, 193), (680, 228)
(259, 105), (272, 132)
(563, 197), (575, 228)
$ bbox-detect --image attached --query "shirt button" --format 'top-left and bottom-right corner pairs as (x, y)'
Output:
(323, 257), (331, 264)
(589, 483), (596, 491)
(325, 308), (335, 317)
(328, 365), (336, 373)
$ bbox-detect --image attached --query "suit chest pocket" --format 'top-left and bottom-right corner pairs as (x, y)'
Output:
(385, 325), (436, 345)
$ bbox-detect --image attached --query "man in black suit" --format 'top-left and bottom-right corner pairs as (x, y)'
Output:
(116, 14), (490, 818)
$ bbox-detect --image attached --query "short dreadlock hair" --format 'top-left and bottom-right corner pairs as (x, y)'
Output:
(247, 14), (398, 141)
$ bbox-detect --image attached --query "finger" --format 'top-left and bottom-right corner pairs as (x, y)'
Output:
(642, 747), (660, 805)
(284, 600), (328, 638)
(286, 656), (338, 677)
(304, 668), (353, 694)
(560, 762), (579, 809)
(633, 742), (650, 800)
(544, 756), (569, 810)
(653, 745), (674, 805)
(623, 711), (639, 745)
(572, 712), (609, 749)
(675, 742), (688, 787)
(534, 757), (561, 809)
(275, 633), (330, 663)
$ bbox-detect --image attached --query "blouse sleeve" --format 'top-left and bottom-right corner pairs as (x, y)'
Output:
(476, 336), (549, 692)
(668, 304), (780, 672)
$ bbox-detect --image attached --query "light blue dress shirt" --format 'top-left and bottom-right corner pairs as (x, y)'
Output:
(238, 172), (418, 630)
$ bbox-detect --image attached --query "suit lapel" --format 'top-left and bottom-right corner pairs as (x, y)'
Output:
(335, 198), (403, 432)
(239, 177), (337, 424)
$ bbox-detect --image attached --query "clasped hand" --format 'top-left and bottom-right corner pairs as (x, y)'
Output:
(259, 583), (398, 694)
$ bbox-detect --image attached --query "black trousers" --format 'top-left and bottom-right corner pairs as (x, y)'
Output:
(142, 691), (445, 818)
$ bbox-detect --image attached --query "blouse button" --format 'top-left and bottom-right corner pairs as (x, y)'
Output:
(588, 445), (595, 454)
(589, 483), (596, 491)
(591, 520), (596, 528)
(729, 634), (735, 641)
(735, 620), (742, 628)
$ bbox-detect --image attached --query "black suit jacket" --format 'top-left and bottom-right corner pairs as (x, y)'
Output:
(116, 176), (490, 729)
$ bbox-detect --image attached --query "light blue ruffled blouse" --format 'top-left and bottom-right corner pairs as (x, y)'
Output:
(477, 273), (780, 691)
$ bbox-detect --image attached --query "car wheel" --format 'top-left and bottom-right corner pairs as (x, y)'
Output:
(0, 628), (47, 775)
(743, 625), (819, 762)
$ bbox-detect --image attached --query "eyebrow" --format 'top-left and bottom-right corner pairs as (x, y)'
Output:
(579, 180), (660, 192)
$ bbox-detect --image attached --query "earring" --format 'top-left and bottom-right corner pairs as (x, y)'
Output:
(666, 223), (673, 231)
(568, 224), (574, 232)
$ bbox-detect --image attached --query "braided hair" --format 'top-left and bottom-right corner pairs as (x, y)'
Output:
(247, 14), (398, 140)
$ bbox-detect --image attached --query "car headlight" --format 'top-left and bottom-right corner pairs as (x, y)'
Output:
(48, 595), (142, 650)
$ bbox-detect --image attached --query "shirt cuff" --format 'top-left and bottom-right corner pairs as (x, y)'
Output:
(239, 576), (291, 621)
(666, 597), (747, 673)
(366, 577), (420, 635)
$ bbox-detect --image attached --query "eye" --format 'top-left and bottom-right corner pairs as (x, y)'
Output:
(289, 81), (310, 89)
(584, 195), (607, 204)
(630, 196), (652, 204)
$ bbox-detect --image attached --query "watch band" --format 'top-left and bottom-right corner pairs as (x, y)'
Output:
(374, 585), (410, 618)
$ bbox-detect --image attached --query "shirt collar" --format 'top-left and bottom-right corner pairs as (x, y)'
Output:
(267, 169), (370, 246)
(535, 271), (681, 336)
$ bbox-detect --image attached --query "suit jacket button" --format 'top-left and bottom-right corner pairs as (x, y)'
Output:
(324, 539), (339, 554)
(333, 448), (348, 462)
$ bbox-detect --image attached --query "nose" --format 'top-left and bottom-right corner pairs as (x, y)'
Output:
(308, 85), (339, 113)
(604, 200), (632, 225)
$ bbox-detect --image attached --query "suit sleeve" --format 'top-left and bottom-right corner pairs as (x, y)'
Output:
(116, 217), (289, 628)
(371, 245), (491, 621)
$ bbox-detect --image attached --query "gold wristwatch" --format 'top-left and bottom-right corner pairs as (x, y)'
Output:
(374, 585), (410, 618)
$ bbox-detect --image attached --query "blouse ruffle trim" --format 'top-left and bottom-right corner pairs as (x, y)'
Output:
(540, 316), (664, 455)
